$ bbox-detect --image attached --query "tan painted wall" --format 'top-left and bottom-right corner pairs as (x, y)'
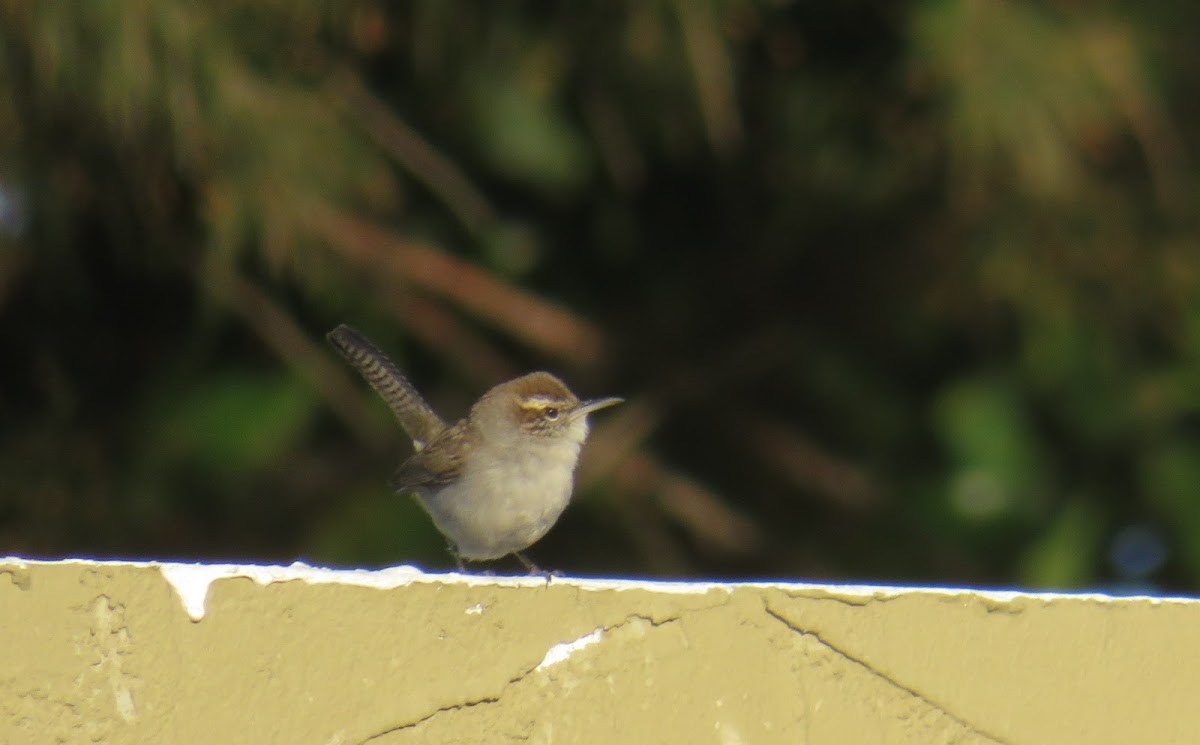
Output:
(0, 558), (1195, 744)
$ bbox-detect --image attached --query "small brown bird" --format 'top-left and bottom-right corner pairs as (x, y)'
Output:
(326, 324), (622, 569)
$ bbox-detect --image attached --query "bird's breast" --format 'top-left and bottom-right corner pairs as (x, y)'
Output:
(418, 439), (584, 560)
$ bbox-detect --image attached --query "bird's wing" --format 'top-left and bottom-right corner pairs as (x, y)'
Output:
(390, 421), (469, 493)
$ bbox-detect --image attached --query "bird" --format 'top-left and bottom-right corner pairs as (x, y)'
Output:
(326, 324), (622, 571)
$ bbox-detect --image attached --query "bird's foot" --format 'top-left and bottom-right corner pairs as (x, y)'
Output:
(514, 552), (559, 582)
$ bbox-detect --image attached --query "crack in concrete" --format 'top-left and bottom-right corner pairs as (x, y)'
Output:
(356, 611), (683, 744)
(761, 599), (1011, 745)
(795, 591), (882, 608)
(359, 691), (505, 743)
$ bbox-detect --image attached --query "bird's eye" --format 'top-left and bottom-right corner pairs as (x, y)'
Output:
(544, 407), (559, 420)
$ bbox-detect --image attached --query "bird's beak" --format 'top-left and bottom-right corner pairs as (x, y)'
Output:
(574, 396), (624, 418)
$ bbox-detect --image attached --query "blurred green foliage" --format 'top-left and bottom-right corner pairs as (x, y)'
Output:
(1, 0), (1198, 589)
(145, 372), (318, 475)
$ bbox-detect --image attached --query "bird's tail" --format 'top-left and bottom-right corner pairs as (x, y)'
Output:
(326, 324), (445, 449)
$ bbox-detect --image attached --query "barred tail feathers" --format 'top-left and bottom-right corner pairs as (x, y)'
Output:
(326, 324), (445, 448)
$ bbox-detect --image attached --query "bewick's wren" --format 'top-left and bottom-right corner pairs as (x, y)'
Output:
(326, 324), (622, 569)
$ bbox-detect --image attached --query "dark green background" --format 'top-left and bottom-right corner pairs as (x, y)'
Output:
(2, 1), (1198, 590)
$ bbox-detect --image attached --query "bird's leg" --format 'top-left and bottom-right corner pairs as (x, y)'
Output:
(514, 552), (558, 581)
(449, 545), (467, 573)
(514, 551), (538, 572)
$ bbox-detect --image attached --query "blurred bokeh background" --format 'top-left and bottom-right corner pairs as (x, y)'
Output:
(1, 0), (1198, 589)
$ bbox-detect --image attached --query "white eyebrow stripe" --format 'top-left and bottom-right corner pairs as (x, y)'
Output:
(522, 396), (565, 408)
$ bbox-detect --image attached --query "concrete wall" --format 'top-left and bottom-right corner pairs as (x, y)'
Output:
(1, 558), (1195, 744)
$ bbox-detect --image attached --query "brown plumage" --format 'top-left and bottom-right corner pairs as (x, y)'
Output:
(326, 324), (622, 566)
